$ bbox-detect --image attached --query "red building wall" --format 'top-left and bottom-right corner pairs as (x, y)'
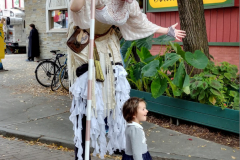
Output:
(147, 6), (239, 69)
(147, 7), (239, 42)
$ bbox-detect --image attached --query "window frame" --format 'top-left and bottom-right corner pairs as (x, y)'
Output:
(45, 0), (70, 33)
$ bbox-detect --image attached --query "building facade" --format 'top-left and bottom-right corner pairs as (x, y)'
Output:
(23, 0), (239, 66)
(24, 0), (69, 59)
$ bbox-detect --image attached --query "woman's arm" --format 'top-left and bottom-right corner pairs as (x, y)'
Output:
(156, 23), (186, 41)
(70, 0), (85, 12)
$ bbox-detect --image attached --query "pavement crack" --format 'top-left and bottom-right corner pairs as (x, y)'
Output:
(4, 111), (70, 127)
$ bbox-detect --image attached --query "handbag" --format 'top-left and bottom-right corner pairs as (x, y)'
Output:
(94, 47), (105, 82)
(67, 26), (89, 53)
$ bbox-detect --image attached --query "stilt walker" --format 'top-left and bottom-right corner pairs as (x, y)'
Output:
(68, 1), (186, 160)
(85, 0), (95, 160)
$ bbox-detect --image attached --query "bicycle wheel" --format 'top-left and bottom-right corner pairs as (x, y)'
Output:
(35, 61), (59, 87)
(51, 66), (63, 91)
(59, 64), (69, 91)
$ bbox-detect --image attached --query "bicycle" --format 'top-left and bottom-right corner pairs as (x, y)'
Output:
(59, 64), (69, 91)
(35, 50), (65, 87)
(51, 57), (68, 91)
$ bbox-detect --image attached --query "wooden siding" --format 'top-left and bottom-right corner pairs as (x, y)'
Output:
(147, 7), (239, 43)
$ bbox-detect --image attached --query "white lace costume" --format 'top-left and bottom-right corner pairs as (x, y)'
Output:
(68, 0), (160, 159)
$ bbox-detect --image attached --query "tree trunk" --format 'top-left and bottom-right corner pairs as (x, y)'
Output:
(177, 0), (210, 75)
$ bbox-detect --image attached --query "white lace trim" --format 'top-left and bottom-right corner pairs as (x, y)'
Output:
(69, 65), (131, 159)
(96, 5), (129, 26)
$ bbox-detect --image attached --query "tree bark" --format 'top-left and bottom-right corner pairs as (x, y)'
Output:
(177, 0), (210, 75)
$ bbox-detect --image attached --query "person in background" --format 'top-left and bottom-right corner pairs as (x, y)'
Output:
(27, 24), (40, 62)
(122, 97), (151, 160)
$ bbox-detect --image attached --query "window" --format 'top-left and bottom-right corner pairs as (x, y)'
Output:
(46, 0), (69, 33)
(50, 10), (68, 29)
(10, 11), (14, 17)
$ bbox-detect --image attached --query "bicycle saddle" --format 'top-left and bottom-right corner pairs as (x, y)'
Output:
(50, 50), (60, 54)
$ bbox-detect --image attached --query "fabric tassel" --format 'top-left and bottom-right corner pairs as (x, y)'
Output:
(94, 48), (105, 82)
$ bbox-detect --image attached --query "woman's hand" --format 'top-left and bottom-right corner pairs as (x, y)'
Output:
(170, 23), (186, 41)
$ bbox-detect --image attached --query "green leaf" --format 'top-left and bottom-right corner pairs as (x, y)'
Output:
(224, 73), (232, 80)
(218, 75), (224, 79)
(183, 86), (190, 94)
(192, 81), (203, 89)
(210, 80), (222, 90)
(233, 94), (239, 110)
(203, 73), (214, 77)
(202, 82), (208, 90)
(125, 57), (132, 69)
(220, 65), (226, 71)
(173, 87), (182, 97)
(185, 50), (208, 69)
(210, 88), (222, 96)
(192, 89), (201, 97)
(161, 53), (181, 70)
(144, 55), (159, 63)
(230, 84), (239, 90)
(170, 42), (185, 60)
(153, 35), (175, 45)
(136, 47), (153, 62)
(190, 78), (196, 83)
(124, 42), (136, 63)
(198, 90), (205, 101)
(229, 91), (238, 97)
(158, 56), (163, 68)
(133, 63), (144, 81)
(169, 41), (177, 51)
(128, 66), (136, 81)
(136, 34), (154, 50)
(212, 67), (219, 75)
(183, 74), (190, 88)
(151, 76), (167, 98)
(173, 61), (185, 88)
(209, 95), (216, 105)
(120, 41), (132, 59)
(141, 60), (159, 77)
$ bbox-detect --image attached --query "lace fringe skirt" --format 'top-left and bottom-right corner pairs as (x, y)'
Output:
(69, 65), (130, 160)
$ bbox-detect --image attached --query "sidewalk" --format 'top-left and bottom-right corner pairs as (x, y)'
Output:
(0, 54), (239, 160)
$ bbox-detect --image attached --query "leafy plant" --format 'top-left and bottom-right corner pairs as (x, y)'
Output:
(188, 61), (239, 110)
(121, 35), (209, 99)
(121, 35), (239, 110)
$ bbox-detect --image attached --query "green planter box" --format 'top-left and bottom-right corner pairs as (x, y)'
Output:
(130, 89), (239, 134)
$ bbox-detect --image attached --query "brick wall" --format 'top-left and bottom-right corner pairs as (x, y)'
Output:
(150, 45), (239, 70)
(25, 0), (67, 59)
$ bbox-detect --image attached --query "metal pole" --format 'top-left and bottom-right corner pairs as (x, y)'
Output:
(19, 0), (21, 7)
(85, 0), (95, 160)
(12, 0), (14, 8)
(5, 0), (7, 9)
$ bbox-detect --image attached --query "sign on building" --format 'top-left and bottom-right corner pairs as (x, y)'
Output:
(147, 0), (236, 12)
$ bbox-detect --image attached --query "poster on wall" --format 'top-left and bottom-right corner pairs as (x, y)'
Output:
(147, 0), (236, 12)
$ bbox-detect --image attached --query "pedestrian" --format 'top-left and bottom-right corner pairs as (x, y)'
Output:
(122, 97), (151, 160)
(27, 24), (40, 62)
(68, 0), (186, 160)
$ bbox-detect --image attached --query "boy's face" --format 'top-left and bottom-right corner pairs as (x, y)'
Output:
(135, 102), (148, 122)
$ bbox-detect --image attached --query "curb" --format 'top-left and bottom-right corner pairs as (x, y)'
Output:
(0, 127), (74, 149)
(0, 127), (215, 160)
